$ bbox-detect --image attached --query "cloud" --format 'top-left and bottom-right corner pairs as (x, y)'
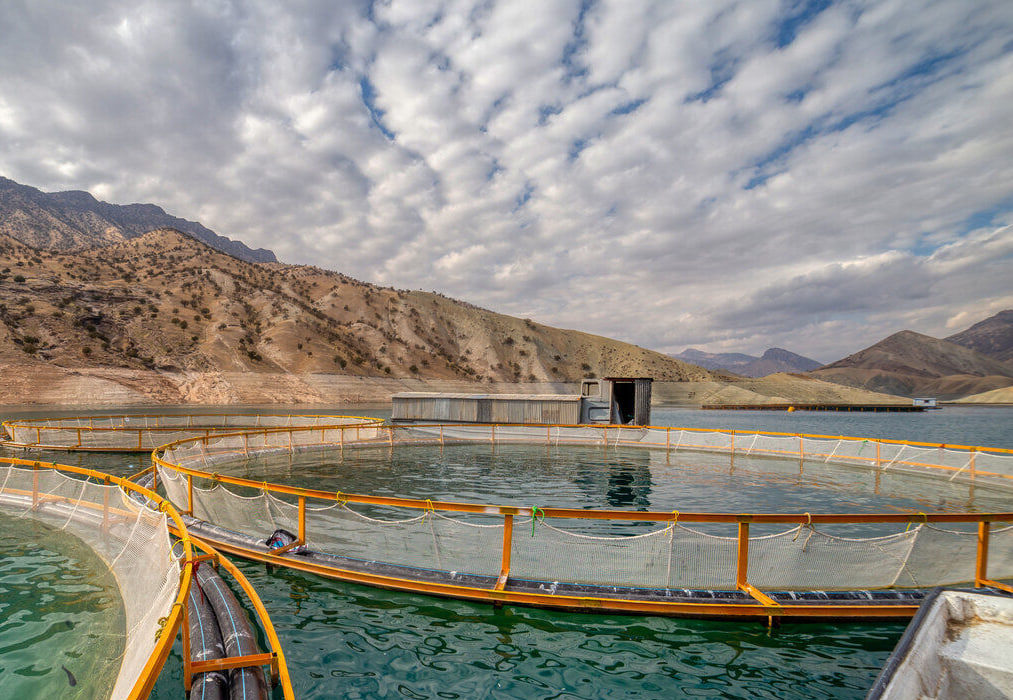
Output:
(0, 0), (1011, 362)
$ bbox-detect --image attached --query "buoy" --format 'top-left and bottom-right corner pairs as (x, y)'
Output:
(787, 406), (795, 412)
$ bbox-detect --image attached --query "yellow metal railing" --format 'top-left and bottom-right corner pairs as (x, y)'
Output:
(1, 412), (382, 451)
(149, 423), (1013, 619)
(0, 457), (294, 698)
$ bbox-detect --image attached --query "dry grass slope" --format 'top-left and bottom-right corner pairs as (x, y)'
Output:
(0, 229), (712, 398)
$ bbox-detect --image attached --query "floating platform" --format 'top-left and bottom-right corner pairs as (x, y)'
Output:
(869, 588), (1013, 699)
(702, 403), (927, 412)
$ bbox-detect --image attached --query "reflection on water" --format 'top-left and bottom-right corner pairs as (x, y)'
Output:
(225, 442), (1010, 522)
(196, 561), (903, 700)
(3, 403), (1011, 700)
(604, 462), (652, 509)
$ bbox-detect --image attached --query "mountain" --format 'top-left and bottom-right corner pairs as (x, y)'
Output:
(674, 347), (822, 377)
(0, 176), (276, 263)
(945, 310), (1013, 363)
(674, 348), (757, 373)
(811, 330), (1013, 399)
(0, 229), (713, 391)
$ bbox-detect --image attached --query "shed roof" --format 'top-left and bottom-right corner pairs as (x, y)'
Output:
(391, 392), (580, 401)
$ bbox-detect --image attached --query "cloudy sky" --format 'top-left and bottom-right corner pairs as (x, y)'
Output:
(1, 0), (1011, 361)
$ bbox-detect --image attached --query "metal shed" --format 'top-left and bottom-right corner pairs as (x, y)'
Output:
(391, 393), (581, 425)
(392, 377), (652, 426)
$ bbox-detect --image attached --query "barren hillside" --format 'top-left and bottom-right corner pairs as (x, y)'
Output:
(811, 330), (1013, 398)
(945, 309), (1013, 363)
(0, 228), (712, 399)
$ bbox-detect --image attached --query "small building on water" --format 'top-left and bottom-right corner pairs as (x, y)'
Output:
(391, 377), (653, 426)
(912, 397), (939, 408)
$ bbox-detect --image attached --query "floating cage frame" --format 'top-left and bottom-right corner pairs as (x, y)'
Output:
(1, 412), (382, 452)
(0, 456), (294, 699)
(149, 422), (1013, 621)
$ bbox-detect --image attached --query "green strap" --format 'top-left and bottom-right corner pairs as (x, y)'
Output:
(531, 506), (543, 536)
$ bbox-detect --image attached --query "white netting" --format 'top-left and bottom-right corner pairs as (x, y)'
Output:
(511, 520), (738, 589)
(747, 525), (919, 589)
(0, 463), (182, 700)
(154, 423), (1013, 594)
(2, 414), (381, 450)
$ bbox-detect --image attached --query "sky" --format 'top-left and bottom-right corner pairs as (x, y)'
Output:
(1, 0), (1011, 363)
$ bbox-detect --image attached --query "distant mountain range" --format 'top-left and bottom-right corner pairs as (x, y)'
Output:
(945, 309), (1013, 362)
(676, 311), (1013, 401)
(1, 175), (1009, 404)
(0, 176), (276, 263)
(674, 347), (822, 377)
(811, 314), (1013, 399)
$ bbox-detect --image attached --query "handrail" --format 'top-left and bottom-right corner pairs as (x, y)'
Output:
(154, 451), (1013, 523)
(0, 456), (194, 700)
(1, 413), (382, 452)
(4, 411), (381, 424)
(152, 422), (1013, 523)
(151, 422), (1013, 614)
(152, 420), (1013, 454)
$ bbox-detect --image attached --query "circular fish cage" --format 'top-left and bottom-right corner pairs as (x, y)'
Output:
(1, 413), (382, 452)
(152, 422), (1013, 621)
(0, 456), (294, 700)
(0, 457), (194, 698)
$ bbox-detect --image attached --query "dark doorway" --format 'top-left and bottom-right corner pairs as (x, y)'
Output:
(611, 382), (635, 424)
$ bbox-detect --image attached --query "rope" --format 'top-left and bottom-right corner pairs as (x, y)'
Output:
(746, 433), (759, 455)
(531, 506), (544, 536)
(538, 521), (681, 542)
(154, 601), (184, 644)
(792, 513), (813, 547)
(882, 444), (905, 471)
(824, 439), (842, 464)
(906, 512), (927, 533)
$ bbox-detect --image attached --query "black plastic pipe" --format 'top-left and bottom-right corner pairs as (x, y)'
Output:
(194, 563), (269, 700)
(187, 580), (228, 700)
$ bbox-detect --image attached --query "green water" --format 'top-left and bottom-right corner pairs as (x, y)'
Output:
(0, 510), (125, 699)
(2, 404), (1010, 698)
(223, 565), (903, 699)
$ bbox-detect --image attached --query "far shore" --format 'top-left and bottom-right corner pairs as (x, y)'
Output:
(2, 366), (995, 407)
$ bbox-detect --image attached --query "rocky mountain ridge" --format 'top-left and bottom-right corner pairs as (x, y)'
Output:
(0, 176), (276, 263)
(0, 228), (712, 385)
(945, 309), (1013, 362)
(810, 326), (1013, 399)
(674, 346), (822, 377)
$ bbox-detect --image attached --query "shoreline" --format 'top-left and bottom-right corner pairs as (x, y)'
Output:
(0, 365), (953, 407)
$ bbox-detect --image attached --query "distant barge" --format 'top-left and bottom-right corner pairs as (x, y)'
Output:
(702, 403), (927, 412)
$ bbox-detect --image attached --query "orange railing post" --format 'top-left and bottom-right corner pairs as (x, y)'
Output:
(298, 496), (306, 544)
(736, 521), (750, 589)
(496, 514), (514, 591)
(976, 520), (990, 587)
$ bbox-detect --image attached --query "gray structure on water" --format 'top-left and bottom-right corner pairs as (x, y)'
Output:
(391, 377), (652, 426)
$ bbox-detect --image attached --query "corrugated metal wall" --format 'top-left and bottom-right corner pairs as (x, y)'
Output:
(392, 396), (579, 424)
(634, 378), (652, 425)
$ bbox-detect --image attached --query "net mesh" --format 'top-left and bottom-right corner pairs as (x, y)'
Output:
(156, 423), (1013, 594)
(2, 413), (381, 450)
(0, 462), (182, 700)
